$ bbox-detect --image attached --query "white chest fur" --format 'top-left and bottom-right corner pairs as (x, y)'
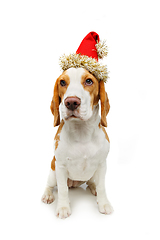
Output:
(55, 106), (110, 181)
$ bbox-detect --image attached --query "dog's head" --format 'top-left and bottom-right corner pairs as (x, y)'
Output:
(50, 68), (110, 127)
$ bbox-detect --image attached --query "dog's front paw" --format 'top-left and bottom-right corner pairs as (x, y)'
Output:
(41, 189), (55, 204)
(98, 201), (114, 215)
(56, 205), (71, 219)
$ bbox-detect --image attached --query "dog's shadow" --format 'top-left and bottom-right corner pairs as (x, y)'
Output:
(50, 183), (97, 215)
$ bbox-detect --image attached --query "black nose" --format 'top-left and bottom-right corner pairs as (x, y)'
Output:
(64, 97), (81, 111)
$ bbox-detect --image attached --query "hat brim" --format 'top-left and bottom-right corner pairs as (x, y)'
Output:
(59, 53), (108, 82)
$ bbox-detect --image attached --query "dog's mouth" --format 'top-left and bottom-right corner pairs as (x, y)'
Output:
(65, 112), (82, 121)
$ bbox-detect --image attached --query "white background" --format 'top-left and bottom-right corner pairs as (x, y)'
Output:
(0, 0), (160, 239)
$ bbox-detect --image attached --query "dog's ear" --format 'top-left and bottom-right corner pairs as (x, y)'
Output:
(50, 79), (61, 127)
(99, 80), (110, 127)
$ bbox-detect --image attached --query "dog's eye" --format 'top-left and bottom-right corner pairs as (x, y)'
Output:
(60, 80), (66, 87)
(85, 79), (93, 86)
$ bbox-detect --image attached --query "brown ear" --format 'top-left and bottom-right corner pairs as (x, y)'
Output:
(99, 81), (110, 127)
(50, 79), (60, 127)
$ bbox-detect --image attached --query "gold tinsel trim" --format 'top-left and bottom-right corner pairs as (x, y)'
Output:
(96, 40), (108, 59)
(59, 53), (108, 82)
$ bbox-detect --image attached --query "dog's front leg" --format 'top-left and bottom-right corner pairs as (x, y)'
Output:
(95, 161), (113, 215)
(56, 164), (71, 219)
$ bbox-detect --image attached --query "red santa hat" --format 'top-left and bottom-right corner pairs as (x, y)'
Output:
(59, 31), (108, 82)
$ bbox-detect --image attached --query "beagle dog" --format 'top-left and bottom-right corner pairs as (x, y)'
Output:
(42, 67), (113, 218)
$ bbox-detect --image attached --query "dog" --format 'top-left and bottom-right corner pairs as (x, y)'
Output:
(42, 67), (113, 218)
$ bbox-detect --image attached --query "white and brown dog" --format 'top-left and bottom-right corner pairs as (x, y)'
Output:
(42, 67), (113, 218)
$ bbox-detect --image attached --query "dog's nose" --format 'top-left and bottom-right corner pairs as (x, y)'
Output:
(64, 97), (81, 111)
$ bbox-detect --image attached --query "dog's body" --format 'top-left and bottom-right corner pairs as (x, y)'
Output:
(42, 68), (113, 218)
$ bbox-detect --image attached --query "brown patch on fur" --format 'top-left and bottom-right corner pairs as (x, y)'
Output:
(81, 70), (110, 127)
(99, 80), (110, 127)
(54, 120), (65, 150)
(50, 71), (70, 127)
(50, 79), (60, 127)
(58, 72), (70, 100)
(51, 156), (56, 171)
(99, 122), (110, 142)
(81, 69), (99, 109)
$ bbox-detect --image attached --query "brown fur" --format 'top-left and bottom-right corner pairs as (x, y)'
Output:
(99, 80), (110, 127)
(81, 70), (110, 127)
(50, 79), (61, 127)
(99, 123), (110, 142)
(81, 69), (99, 108)
(51, 156), (56, 171)
(50, 72), (70, 127)
(54, 120), (65, 150)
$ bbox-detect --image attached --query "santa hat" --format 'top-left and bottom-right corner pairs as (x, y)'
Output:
(59, 32), (108, 82)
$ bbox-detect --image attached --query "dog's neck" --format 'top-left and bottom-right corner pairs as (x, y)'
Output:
(63, 105), (100, 143)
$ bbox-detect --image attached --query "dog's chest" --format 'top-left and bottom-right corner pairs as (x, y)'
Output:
(55, 125), (109, 181)
(61, 142), (104, 181)
(66, 142), (100, 179)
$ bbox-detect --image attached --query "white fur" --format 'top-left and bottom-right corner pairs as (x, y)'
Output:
(42, 68), (113, 218)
